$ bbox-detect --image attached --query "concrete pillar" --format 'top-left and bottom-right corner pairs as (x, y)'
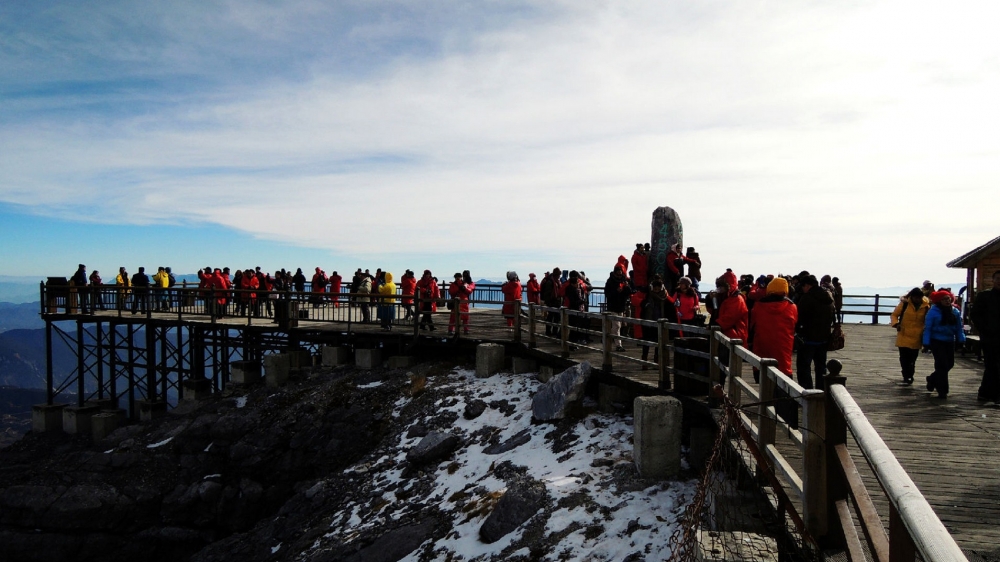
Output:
(511, 357), (537, 374)
(63, 405), (101, 435)
(231, 360), (262, 385)
(32, 403), (67, 433)
(181, 378), (213, 401)
(538, 365), (555, 383)
(598, 383), (631, 413)
(388, 356), (416, 369)
(86, 398), (117, 411)
(476, 343), (505, 378)
(633, 396), (682, 479)
(264, 354), (291, 387)
(356, 348), (382, 369)
(321, 346), (351, 367)
(138, 400), (168, 422)
(91, 412), (121, 441)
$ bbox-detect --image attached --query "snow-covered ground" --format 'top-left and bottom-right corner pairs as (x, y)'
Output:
(316, 368), (698, 561)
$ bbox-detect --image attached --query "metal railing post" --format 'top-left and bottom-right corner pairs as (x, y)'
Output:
(873, 294), (881, 325)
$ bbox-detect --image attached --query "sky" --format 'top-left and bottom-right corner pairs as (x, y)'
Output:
(2, 0), (996, 287)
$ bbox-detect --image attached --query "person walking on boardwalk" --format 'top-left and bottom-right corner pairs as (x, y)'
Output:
(152, 267), (170, 311)
(501, 271), (523, 329)
(972, 270), (1000, 402)
(416, 270), (439, 331)
(564, 271), (589, 344)
(378, 271), (396, 331)
(604, 265), (632, 352)
(714, 274), (749, 345)
(71, 264), (91, 314)
(923, 290), (965, 398)
(130, 267), (151, 315)
(89, 269), (104, 311)
(890, 288), (929, 385)
(794, 274), (835, 390)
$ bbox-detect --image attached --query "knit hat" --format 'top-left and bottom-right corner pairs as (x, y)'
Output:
(507, 271), (517, 281)
(766, 277), (789, 296)
(678, 276), (692, 286)
(929, 290), (952, 304)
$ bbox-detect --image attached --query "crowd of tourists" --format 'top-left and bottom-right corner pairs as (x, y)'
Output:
(65, 247), (999, 406)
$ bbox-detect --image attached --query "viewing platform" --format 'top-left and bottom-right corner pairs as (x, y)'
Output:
(36, 283), (995, 561)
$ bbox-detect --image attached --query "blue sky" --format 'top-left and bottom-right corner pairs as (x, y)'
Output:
(1, 1), (995, 287)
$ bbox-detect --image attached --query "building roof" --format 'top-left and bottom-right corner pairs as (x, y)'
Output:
(947, 235), (1000, 269)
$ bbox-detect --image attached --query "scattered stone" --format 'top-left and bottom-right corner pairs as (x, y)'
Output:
(483, 429), (532, 455)
(479, 477), (549, 544)
(463, 399), (487, 420)
(531, 362), (592, 421)
(405, 432), (461, 465)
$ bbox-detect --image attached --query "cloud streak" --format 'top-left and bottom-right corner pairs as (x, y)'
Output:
(2, 1), (998, 284)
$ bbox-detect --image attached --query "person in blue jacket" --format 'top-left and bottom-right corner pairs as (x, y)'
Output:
(923, 290), (966, 398)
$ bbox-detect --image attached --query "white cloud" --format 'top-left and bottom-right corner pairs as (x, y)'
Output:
(2, 0), (998, 285)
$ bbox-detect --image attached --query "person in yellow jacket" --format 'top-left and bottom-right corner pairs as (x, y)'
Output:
(152, 267), (170, 311)
(115, 267), (131, 311)
(890, 287), (930, 385)
(378, 271), (397, 331)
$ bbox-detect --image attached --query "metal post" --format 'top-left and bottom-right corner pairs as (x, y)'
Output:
(96, 321), (105, 400)
(109, 323), (118, 408)
(76, 319), (85, 407)
(824, 363), (848, 550)
(146, 321), (156, 401)
(873, 294), (880, 325)
(45, 320), (54, 405)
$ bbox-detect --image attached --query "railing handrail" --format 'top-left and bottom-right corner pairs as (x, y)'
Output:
(828, 383), (967, 562)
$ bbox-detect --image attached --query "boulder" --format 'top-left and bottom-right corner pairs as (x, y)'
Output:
(531, 362), (592, 421)
(463, 399), (487, 420)
(479, 477), (548, 544)
(405, 432), (460, 465)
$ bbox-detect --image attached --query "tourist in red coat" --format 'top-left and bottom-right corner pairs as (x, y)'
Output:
(330, 271), (343, 308)
(399, 270), (417, 320)
(715, 276), (749, 343)
(501, 271), (523, 328)
(416, 270), (439, 331)
(749, 277), (797, 376)
(526, 273), (541, 305)
(448, 272), (474, 334)
(630, 246), (648, 289)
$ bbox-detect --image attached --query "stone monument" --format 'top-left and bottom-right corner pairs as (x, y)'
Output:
(649, 206), (683, 281)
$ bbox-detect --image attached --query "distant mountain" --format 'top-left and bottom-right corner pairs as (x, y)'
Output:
(0, 329), (77, 389)
(0, 302), (44, 333)
(0, 281), (43, 304)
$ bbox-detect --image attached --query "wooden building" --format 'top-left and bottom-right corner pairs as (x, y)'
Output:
(946, 234), (1000, 300)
